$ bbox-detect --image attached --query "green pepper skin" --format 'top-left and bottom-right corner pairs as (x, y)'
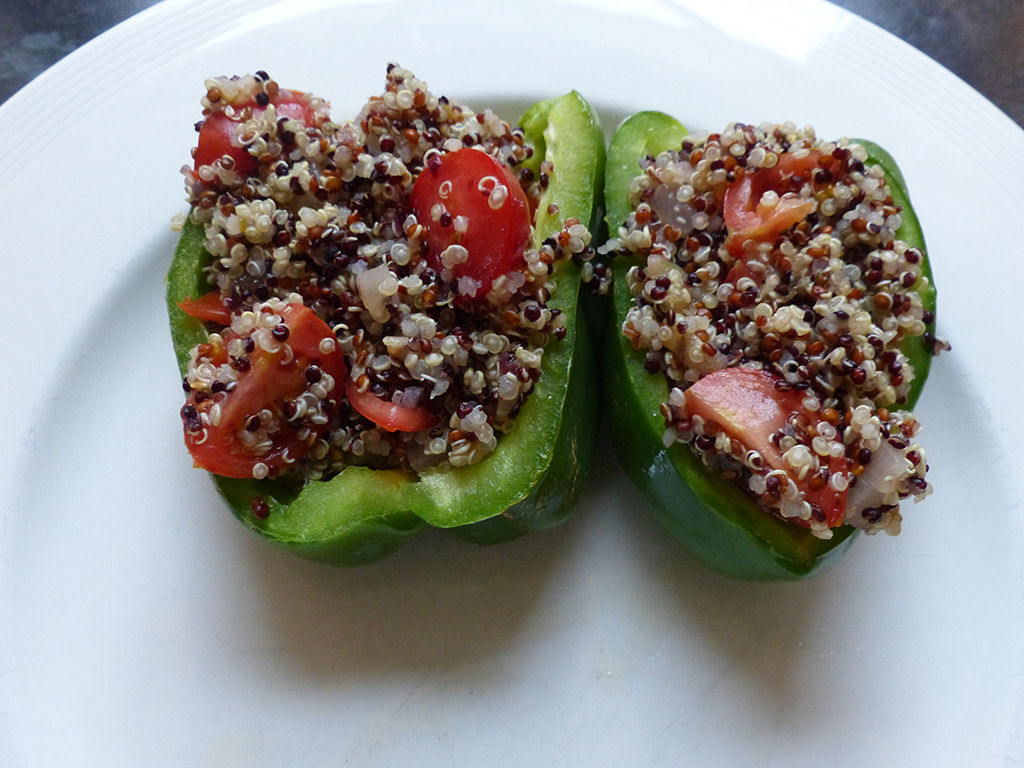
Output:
(166, 92), (605, 565)
(603, 112), (936, 580)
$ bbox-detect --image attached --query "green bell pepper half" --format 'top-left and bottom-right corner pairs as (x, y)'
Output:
(165, 91), (605, 565)
(602, 111), (937, 580)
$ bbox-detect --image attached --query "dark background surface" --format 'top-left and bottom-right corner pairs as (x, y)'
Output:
(2, 0), (1022, 128)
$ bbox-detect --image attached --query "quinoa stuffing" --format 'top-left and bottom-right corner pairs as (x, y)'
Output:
(175, 65), (593, 482)
(605, 122), (943, 539)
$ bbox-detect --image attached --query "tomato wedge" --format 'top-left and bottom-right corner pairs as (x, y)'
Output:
(723, 152), (820, 257)
(193, 89), (316, 176)
(181, 303), (346, 478)
(410, 148), (531, 301)
(178, 290), (233, 325)
(685, 367), (847, 527)
(345, 378), (436, 433)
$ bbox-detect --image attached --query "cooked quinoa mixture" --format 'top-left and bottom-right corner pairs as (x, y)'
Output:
(606, 123), (940, 538)
(175, 65), (592, 481)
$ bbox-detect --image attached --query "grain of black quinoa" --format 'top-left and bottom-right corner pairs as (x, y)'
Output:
(174, 65), (593, 480)
(604, 122), (937, 539)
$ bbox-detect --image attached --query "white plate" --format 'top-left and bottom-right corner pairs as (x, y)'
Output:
(2, 0), (1022, 765)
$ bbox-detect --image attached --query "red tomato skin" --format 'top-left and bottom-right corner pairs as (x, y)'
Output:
(685, 367), (848, 528)
(183, 303), (346, 478)
(344, 378), (436, 433)
(193, 90), (316, 178)
(178, 290), (233, 325)
(409, 148), (531, 301)
(193, 112), (257, 176)
(270, 91), (315, 124)
(723, 152), (821, 257)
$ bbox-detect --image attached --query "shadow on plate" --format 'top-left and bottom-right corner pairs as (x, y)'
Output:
(236, 481), (589, 681)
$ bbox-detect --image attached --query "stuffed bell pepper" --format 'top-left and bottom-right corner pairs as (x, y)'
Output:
(167, 65), (605, 564)
(602, 113), (943, 580)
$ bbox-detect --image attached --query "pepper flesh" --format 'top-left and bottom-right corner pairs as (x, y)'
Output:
(602, 112), (936, 580)
(166, 91), (605, 565)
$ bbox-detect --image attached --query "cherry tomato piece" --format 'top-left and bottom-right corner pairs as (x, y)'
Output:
(723, 152), (821, 256)
(182, 303), (346, 478)
(178, 290), (233, 325)
(345, 378), (436, 433)
(193, 112), (257, 176)
(193, 90), (317, 177)
(685, 367), (847, 527)
(271, 91), (315, 124)
(801, 454), (849, 528)
(723, 260), (759, 287)
(410, 148), (531, 301)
